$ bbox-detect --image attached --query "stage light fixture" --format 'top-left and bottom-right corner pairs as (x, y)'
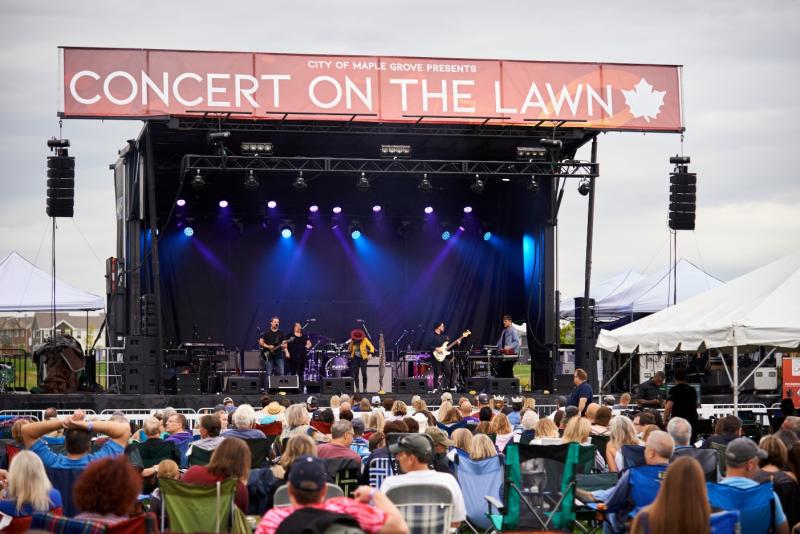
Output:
(463, 206), (473, 213)
(527, 176), (540, 193)
(372, 205), (382, 213)
(243, 170), (260, 191)
(540, 138), (563, 148)
(578, 178), (591, 196)
(207, 131), (231, 141)
(267, 200), (277, 209)
(483, 231), (492, 241)
(190, 169), (206, 190)
(241, 142), (273, 155)
(280, 223), (294, 239)
(176, 199), (186, 207)
(424, 206), (434, 214)
(183, 227), (194, 237)
(349, 221), (363, 240)
(441, 230), (451, 241)
(380, 144), (411, 158)
(293, 171), (308, 190)
(332, 206), (342, 214)
(306, 223), (314, 230)
(309, 205), (319, 213)
(418, 173), (432, 192)
(471, 175), (485, 194)
(501, 177), (511, 182)
(516, 146), (547, 160)
(219, 200), (229, 208)
(356, 172), (370, 191)
(458, 225), (465, 232)
(669, 155), (691, 165)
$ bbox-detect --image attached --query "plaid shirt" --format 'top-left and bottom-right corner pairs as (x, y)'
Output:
(256, 497), (387, 534)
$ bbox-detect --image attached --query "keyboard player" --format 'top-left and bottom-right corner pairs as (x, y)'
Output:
(495, 314), (520, 378)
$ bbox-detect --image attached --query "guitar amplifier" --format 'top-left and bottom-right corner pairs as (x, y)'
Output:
(243, 350), (262, 372)
(366, 363), (393, 392)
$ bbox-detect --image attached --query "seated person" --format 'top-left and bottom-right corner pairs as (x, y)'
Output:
(380, 433), (466, 528)
(0, 451), (62, 518)
(701, 415), (741, 449)
(192, 414), (224, 452)
(256, 456), (407, 534)
(317, 421), (362, 464)
(577, 431), (674, 534)
(73, 456), (141, 526)
(182, 436), (250, 511)
(224, 404), (267, 440)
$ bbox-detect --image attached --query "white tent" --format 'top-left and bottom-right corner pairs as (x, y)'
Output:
(0, 251), (104, 311)
(559, 269), (643, 318)
(597, 251), (800, 410)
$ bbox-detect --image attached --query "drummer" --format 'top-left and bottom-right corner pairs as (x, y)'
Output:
(347, 329), (374, 392)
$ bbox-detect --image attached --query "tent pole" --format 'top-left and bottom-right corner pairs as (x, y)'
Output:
(733, 345), (739, 415)
(738, 347), (776, 392)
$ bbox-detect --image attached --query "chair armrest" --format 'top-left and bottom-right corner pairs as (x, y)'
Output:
(484, 495), (505, 513)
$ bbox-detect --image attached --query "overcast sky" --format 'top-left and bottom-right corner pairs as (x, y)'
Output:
(1, 0), (798, 304)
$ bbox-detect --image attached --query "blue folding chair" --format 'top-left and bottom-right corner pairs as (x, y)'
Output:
(628, 464), (668, 516)
(620, 444), (646, 471)
(710, 510), (739, 534)
(452, 450), (503, 531)
(706, 482), (775, 534)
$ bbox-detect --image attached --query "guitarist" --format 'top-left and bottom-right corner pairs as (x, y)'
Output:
(258, 316), (286, 390)
(430, 321), (459, 393)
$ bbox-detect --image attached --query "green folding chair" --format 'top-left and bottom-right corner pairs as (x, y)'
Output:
(188, 445), (213, 466)
(159, 477), (237, 533)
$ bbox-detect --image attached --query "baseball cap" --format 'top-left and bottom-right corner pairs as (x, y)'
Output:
(477, 393), (490, 404)
(388, 433), (433, 460)
(425, 427), (454, 447)
(371, 395), (381, 406)
(223, 397), (234, 404)
(306, 396), (318, 408)
(603, 395), (616, 405)
(213, 404), (226, 413)
(440, 392), (453, 403)
(289, 456), (327, 492)
(725, 437), (767, 466)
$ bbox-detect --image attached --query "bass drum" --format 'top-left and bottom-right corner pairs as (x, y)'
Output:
(324, 356), (351, 378)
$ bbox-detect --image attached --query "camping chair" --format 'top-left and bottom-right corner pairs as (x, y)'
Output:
(138, 441), (179, 492)
(452, 450), (503, 532)
(324, 457), (361, 497)
(590, 435), (609, 462)
(672, 447), (719, 482)
(706, 481), (776, 534)
(710, 510), (740, 534)
(273, 482), (344, 507)
(30, 511), (158, 533)
(628, 464), (669, 515)
(710, 442), (728, 477)
(365, 456), (394, 488)
(385, 483), (453, 534)
(245, 437), (273, 469)
(187, 445), (213, 466)
(620, 444), (646, 471)
(45, 467), (83, 517)
(255, 421), (283, 437)
(159, 476), (238, 533)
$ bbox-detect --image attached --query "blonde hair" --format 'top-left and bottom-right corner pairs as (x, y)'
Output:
(451, 428), (473, 452)
(157, 459), (179, 480)
(143, 416), (161, 436)
(437, 401), (453, 421)
(523, 398), (536, 411)
(371, 409), (386, 432)
(535, 418), (559, 439)
(329, 395), (341, 409)
(412, 398), (426, 413)
(280, 434), (318, 470)
(489, 413), (512, 435)
(609, 416), (639, 448)
(642, 424), (661, 443)
(284, 403), (310, 430)
(470, 434), (498, 460)
(391, 401), (408, 417)
(563, 416), (591, 444)
(7, 451), (53, 513)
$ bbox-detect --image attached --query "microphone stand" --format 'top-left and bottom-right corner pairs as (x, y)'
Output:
(360, 320), (373, 341)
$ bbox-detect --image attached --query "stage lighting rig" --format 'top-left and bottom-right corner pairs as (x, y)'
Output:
(418, 173), (433, 192)
(243, 169), (260, 191)
(471, 174), (485, 194)
(577, 178), (591, 196)
(540, 138), (563, 149)
(241, 142), (273, 155)
(380, 144), (411, 159)
(669, 155), (690, 165)
(207, 131), (230, 156)
(280, 222), (295, 239)
(293, 171), (308, 190)
(349, 221), (363, 240)
(356, 172), (371, 191)
(516, 146), (547, 160)
(527, 176), (540, 193)
(190, 169), (206, 190)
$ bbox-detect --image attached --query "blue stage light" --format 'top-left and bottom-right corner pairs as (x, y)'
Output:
(441, 231), (451, 241)
(183, 227), (194, 237)
(483, 231), (492, 241)
(351, 229), (362, 240)
(281, 228), (293, 239)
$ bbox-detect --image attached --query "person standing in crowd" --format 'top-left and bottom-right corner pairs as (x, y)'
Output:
(258, 316), (286, 389)
(567, 369), (593, 416)
(284, 322), (312, 393)
(348, 329), (374, 392)
(664, 368), (698, 439)
(636, 371), (666, 408)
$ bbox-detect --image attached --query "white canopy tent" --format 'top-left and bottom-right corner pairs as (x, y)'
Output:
(0, 251), (104, 312)
(559, 269), (643, 318)
(597, 251), (800, 411)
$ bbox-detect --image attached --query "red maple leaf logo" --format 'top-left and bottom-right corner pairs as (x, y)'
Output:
(622, 78), (666, 123)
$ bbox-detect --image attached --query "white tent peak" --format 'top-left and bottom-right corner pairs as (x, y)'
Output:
(0, 251), (104, 312)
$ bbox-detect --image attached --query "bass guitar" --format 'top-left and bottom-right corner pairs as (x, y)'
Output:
(432, 330), (471, 362)
(260, 336), (289, 361)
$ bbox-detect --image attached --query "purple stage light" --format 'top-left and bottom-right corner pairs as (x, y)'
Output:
(306, 223), (314, 229)
(458, 225), (465, 232)
(267, 200), (277, 209)
(176, 199), (186, 207)
(372, 205), (382, 213)
(332, 206), (342, 214)
(424, 206), (434, 214)
(309, 205), (319, 213)
(219, 200), (229, 208)
(463, 206), (472, 213)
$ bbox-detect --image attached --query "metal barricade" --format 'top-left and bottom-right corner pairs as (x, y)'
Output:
(0, 409), (41, 421)
(0, 348), (32, 391)
(93, 347), (125, 393)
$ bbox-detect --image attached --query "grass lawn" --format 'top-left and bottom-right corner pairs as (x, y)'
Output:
(514, 363), (532, 390)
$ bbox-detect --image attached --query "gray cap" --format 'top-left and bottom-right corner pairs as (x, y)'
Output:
(725, 437), (767, 466)
(477, 393), (490, 404)
(351, 418), (365, 433)
(388, 433), (432, 460)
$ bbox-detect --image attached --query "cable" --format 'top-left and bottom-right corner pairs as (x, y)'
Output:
(70, 218), (103, 265)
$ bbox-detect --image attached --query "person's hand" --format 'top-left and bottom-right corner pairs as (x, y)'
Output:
(71, 410), (86, 422)
(0, 468), (8, 488)
(352, 485), (373, 503)
(456, 339), (461, 345)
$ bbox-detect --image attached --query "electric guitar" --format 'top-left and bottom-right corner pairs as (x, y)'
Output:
(432, 330), (471, 362)
(260, 334), (289, 361)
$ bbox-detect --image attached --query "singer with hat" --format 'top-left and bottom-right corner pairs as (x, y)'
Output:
(348, 328), (375, 392)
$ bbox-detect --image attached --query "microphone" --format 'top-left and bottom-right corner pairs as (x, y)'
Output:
(307, 318), (317, 322)
(356, 319), (365, 323)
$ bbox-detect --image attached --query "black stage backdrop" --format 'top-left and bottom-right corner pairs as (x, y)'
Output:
(157, 161), (551, 356)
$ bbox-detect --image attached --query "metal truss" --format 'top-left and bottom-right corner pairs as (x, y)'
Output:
(180, 154), (598, 179)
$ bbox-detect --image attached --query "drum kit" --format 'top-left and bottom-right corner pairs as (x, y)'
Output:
(303, 334), (353, 383)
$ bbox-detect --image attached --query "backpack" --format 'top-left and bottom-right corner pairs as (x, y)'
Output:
(275, 507), (363, 534)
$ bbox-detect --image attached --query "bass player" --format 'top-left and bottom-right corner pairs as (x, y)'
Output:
(258, 316), (286, 390)
(430, 321), (463, 393)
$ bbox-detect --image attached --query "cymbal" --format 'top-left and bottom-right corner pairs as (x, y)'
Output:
(308, 333), (332, 343)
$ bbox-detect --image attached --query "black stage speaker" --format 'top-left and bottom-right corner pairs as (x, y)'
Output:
(176, 373), (201, 395)
(489, 378), (520, 394)
(394, 378), (426, 394)
(322, 378), (354, 394)
(124, 364), (159, 394)
(46, 150), (75, 218)
(225, 376), (259, 394)
(269, 375), (299, 391)
(125, 335), (159, 365)
(554, 374), (575, 394)
(465, 377), (488, 393)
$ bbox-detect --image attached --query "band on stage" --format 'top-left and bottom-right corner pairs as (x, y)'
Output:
(257, 314), (521, 393)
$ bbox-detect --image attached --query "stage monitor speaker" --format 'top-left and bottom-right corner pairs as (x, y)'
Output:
(123, 364), (159, 394)
(269, 375), (299, 391)
(394, 378), (426, 394)
(322, 378), (354, 394)
(225, 376), (259, 394)
(554, 374), (574, 394)
(243, 350), (261, 372)
(489, 378), (520, 394)
(465, 377), (488, 393)
(176, 373), (201, 395)
(125, 335), (159, 365)
(366, 363), (393, 392)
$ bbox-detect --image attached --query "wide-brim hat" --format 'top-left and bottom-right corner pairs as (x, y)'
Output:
(350, 329), (366, 341)
(266, 401), (284, 415)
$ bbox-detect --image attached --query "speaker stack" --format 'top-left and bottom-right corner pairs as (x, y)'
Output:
(123, 335), (160, 394)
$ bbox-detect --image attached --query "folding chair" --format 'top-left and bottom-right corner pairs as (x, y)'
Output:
(710, 510), (740, 534)
(452, 450), (503, 532)
(273, 482), (344, 507)
(159, 477), (237, 533)
(627, 464), (669, 515)
(706, 481), (776, 534)
(672, 447), (719, 482)
(590, 435), (609, 462)
(45, 467), (83, 517)
(138, 440), (179, 493)
(187, 445), (213, 466)
(255, 421), (283, 437)
(245, 437), (273, 469)
(324, 458), (361, 497)
(365, 456), (394, 488)
(620, 444), (646, 471)
(30, 511), (159, 533)
(385, 483), (453, 534)
(709, 442), (728, 477)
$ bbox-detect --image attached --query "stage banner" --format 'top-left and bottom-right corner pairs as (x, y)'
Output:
(61, 47), (683, 132)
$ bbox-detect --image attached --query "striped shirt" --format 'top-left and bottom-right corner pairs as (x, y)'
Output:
(255, 497), (387, 534)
